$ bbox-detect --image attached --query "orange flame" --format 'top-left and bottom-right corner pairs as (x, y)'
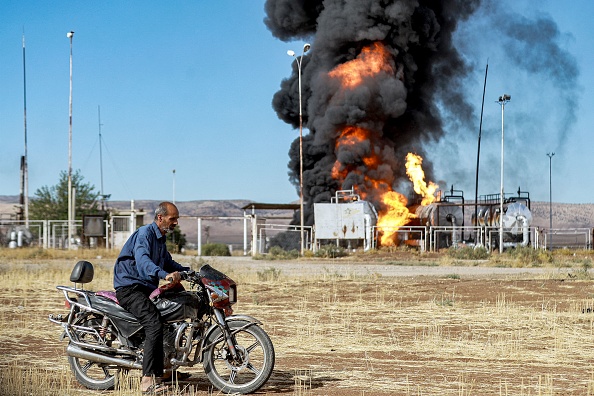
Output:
(405, 153), (439, 205)
(376, 191), (416, 245)
(327, 42), (438, 246)
(331, 126), (386, 199)
(329, 42), (393, 89)
(331, 126), (369, 180)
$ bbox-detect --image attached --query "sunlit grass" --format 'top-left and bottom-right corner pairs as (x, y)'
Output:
(1, 256), (594, 395)
(0, 247), (119, 261)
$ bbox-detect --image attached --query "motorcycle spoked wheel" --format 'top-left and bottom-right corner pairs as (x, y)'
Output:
(202, 320), (275, 394)
(67, 313), (124, 390)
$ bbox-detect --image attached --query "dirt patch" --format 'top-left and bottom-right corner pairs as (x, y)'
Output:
(1, 259), (593, 395)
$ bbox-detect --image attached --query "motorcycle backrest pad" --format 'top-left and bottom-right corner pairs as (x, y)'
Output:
(70, 260), (94, 283)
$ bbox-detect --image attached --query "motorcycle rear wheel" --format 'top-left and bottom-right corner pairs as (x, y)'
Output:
(67, 313), (120, 390)
(203, 320), (275, 394)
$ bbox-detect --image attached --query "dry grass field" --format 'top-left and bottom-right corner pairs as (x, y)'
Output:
(2, 249), (594, 395)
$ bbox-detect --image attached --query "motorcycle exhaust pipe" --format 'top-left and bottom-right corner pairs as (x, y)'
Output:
(66, 344), (142, 370)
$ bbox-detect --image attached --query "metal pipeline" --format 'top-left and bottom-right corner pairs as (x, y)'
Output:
(499, 216), (530, 249)
(518, 215), (530, 246)
(66, 344), (142, 370)
(446, 214), (459, 246)
(364, 214), (373, 251)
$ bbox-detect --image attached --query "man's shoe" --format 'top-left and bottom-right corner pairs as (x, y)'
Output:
(141, 376), (170, 394)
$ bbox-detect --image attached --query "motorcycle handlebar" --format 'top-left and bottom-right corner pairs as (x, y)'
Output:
(164, 270), (196, 284)
(179, 270), (197, 281)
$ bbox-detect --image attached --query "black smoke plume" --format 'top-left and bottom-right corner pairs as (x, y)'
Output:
(266, 0), (480, 224)
(266, 0), (579, 224)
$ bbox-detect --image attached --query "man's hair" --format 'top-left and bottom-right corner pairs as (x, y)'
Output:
(154, 201), (175, 220)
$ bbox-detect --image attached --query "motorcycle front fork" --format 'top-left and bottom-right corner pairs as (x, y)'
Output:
(214, 309), (238, 359)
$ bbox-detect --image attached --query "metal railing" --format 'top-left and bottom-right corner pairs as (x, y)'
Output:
(0, 219), (47, 248)
(372, 225), (592, 252)
(1, 218), (591, 253)
(257, 223), (312, 254)
(542, 228), (592, 250)
(48, 220), (82, 249)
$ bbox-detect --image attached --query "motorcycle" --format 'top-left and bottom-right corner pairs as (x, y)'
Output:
(49, 260), (275, 394)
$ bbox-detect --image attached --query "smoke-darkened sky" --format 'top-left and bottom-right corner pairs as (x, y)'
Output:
(0, 1), (592, 205)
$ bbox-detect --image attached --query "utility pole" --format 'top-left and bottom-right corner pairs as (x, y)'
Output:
(547, 152), (555, 251)
(22, 32), (29, 227)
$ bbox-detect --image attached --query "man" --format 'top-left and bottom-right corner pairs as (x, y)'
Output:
(114, 201), (190, 393)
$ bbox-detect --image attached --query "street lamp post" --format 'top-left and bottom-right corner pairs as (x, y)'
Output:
(67, 31), (74, 249)
(497, 94), (510, 254)
(287, 43), (311, 256)
(547, 152), (555, 251)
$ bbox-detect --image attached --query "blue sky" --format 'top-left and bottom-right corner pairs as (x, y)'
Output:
(1, 1), (592, 204)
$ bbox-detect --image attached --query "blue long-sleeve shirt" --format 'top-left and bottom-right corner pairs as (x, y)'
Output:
(113, 222), (190, 291)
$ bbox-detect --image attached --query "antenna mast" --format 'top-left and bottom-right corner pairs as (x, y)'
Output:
(98, 105), (105, 210)
(22, 32), (30, 226)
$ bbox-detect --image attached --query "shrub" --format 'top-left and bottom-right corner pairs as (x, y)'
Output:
(446, 246), (489, 260)
(201, 243), (231, 256)
(267, 246), (299, 260)
(508, 246), (551, 266)
(566, 257), (594, 279)
(315, 244), (348, 258)
(257, 267), (282, 281)
(580, 258), (593, 277)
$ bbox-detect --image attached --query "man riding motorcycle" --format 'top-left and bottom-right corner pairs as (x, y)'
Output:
(113, 201), (189, 393)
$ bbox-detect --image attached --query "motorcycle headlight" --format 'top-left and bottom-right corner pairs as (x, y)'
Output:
(228, 284), (237, 304)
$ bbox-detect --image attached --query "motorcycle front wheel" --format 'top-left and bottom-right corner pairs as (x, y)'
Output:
(67, 313), (121, 390)
(203, 319), (275, 394)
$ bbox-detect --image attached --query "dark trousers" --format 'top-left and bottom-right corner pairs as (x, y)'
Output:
(116, 285), (163, 377)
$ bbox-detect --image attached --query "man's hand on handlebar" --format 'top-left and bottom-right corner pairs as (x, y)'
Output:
(165, 271), (182, 284)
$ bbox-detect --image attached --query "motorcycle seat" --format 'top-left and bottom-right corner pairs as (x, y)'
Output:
(96, 290), (119, 304)
(90, 294), (138, 322)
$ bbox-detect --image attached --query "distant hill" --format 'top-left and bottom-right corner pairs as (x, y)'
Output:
(530, 201), (594, 229)
(106, 200), (298, 246)
(1, 196), (592, 245)
(2, 195), (593, 227)
(0, 196), (298, 246)
(0, 196), (295, 219)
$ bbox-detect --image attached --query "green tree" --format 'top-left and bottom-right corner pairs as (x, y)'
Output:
(167, 226), (187, 253)
(29, 170), (100, 220)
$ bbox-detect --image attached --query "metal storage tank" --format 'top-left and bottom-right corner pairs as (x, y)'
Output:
(314, 190), (377, 251)
(416, 203), (463, 227)
(502, 202), (532, 235)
